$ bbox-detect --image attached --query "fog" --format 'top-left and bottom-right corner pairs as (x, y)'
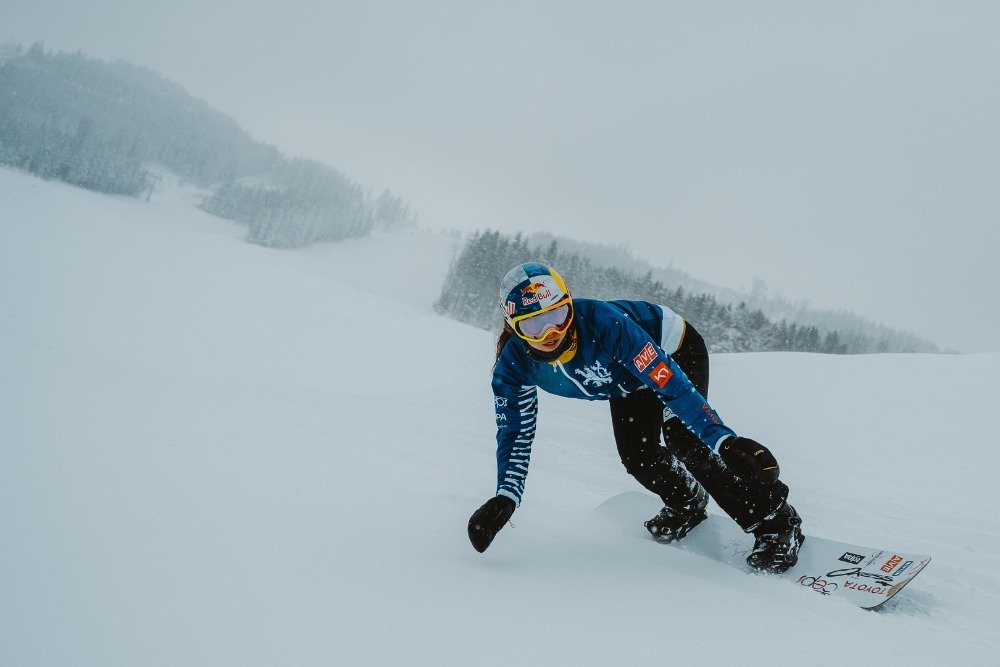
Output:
(4, 1), (998, 351)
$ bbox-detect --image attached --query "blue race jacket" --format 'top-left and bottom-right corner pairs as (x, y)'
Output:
(491, 298), (736, 505)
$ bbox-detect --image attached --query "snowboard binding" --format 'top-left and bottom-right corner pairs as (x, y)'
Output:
(644, 486), (709, 544)
(747, 502), (804, 573)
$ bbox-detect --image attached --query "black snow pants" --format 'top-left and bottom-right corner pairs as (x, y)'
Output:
(608, 323), (789, 532)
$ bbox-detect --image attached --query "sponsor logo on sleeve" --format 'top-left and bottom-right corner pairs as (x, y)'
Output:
(839, 552), (865, 565)
(701, 403), (721, 425)
(880, 554), (903, 573)
(633, 342), (658, 372)
(649, 361), (673, 388)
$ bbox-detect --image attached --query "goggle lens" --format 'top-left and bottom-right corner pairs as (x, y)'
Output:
(516, 304), (571, 338)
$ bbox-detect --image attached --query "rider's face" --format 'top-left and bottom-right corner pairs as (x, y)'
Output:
(525, 326), (569, 353)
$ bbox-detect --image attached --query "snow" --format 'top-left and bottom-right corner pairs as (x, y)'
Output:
(2, 166), (998, 664)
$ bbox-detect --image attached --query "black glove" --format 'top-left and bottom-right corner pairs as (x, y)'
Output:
(468, 495), (516, 553)
(719, 436), (780, 484)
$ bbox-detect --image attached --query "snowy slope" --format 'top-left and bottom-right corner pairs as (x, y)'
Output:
(2, 167), (998, 664)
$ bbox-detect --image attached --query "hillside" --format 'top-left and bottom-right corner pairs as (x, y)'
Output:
(2, 167), (998, 664)
(0, 45), (415, 246)
(0, 44), (939, 349)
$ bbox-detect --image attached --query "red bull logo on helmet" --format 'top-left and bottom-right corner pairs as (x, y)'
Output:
(518, 277), (560, 308)
(521, 282), (547, 294)
(499, 263), (569, 320)
(520, 288), (553, 306)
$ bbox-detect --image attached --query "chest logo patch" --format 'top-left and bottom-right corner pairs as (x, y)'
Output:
(575, 361), (613, 387)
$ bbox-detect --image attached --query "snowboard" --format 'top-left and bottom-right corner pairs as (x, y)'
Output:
(594, 491), (930, 610)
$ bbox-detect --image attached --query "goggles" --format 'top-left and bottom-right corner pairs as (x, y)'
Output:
(511, 300), (573, 343)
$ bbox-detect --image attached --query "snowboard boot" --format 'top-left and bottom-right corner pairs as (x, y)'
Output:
(644, 485), (709, 544)
(747, 502), (804, 573)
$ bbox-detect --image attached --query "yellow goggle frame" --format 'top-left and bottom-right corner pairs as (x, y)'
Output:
(509, 296), (574, 343)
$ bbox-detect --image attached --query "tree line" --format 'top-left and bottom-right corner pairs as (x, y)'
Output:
(435, 230), (939, 354)
(0, 42), (415, 245)
(524, 231), (940, 354)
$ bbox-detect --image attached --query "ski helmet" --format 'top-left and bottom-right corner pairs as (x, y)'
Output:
(498, 262), (573, 340)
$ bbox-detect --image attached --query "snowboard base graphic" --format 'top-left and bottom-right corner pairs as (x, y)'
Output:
(594, 491), (930, 609)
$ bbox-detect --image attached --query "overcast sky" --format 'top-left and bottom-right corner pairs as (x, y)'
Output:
(5, 1), (999, 351)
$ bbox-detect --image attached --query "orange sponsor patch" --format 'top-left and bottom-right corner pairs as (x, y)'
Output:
(649, 361), (673, 388)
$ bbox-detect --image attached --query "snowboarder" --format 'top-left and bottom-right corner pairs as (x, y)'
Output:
(468, 262), (804, 573)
